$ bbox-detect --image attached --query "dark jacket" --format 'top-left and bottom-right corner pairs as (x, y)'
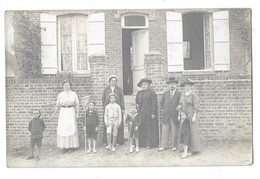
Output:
(160, 89), (181, 124)
(125, 113), (141, 128)
(136, 88), (157, 117)
(84, 110), (99, 127)
(102, 85), (125, 110)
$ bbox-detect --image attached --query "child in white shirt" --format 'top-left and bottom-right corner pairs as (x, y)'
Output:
(104, 93), (122, 152)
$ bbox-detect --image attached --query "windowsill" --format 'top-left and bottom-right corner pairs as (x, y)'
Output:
(182, 70), (216, 76)
(73, 73), (91, 78)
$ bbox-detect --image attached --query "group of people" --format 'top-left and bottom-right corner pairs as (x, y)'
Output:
(26, 75), (201, 160)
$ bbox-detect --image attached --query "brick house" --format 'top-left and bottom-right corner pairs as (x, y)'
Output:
(5, 9), (252, 148)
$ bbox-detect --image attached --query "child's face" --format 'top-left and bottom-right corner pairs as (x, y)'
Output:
(33, 110), (40, 119)
(181, 112), (187, 119)
(88, 103), (95, 110)
(109, 96), (116, 103)
(130, 105), (137, 113)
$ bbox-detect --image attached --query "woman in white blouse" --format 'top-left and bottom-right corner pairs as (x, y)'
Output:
(51, 80), (80, 154)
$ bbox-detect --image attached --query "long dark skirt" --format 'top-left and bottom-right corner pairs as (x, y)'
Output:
(139, 115), (159, 148)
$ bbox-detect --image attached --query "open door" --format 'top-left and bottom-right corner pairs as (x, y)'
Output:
(131, 29), (149, 94)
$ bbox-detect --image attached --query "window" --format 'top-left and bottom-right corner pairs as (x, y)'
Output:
(166, 11), (230, 72)
(58, 15), (88, 73)
(40, 13), (105, 75)
(121, 13), (148, 28)
(182, 12), (213, 70)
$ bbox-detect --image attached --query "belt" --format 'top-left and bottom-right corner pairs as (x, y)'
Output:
(61, 105), (74, 108)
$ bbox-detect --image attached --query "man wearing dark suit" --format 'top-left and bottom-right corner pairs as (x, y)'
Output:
(159, 77), (181, 151)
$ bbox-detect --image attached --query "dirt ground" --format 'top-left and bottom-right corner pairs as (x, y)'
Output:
(7, 140), (253, 167)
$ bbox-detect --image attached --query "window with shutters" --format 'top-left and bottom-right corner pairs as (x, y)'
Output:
(57, 14), (89, 73)
(166, 11), (230, 73)
(183, 12), (213, 70)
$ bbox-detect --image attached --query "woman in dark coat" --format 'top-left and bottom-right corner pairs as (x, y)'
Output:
(102, 75), (125, 145)
(135, 78), (159, 148)
(178, 78), (201, 155)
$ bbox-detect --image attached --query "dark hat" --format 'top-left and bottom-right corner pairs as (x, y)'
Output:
(166, 77), (178, 84)
(108, 75), (118, 83)
(107, 93), (118, 100)
(137, 78), (152, 87)
(180, 78), (195, 87)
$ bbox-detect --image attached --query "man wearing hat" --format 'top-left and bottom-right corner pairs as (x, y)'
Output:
(159, 77), (181, 151)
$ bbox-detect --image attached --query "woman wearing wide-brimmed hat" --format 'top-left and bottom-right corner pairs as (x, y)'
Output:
(135, 78), (159, 148)
(177, 78), (201, 155)
(102, 75), (125, 146)
(51, 80), (80, 154)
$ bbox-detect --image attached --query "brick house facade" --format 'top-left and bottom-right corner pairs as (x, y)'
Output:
(5, 9), (252, 148)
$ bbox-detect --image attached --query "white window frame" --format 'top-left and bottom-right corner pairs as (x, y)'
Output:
(203, 13), (214, 70)
(57, 14), (90, 74)
(121, 13), (149, 29)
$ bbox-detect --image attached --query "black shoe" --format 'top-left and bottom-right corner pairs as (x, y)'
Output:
(61, 148), (68, 154)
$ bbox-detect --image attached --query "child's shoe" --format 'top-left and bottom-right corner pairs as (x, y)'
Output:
(181, 153), (188, 159)
(129, 147), (133, 153)
(87, 149), (91, 154)
(105, 145), (111, 150)
(111, 147), (116, 152)
(93, 148), (97, 153)
(135, 147), (140, 153)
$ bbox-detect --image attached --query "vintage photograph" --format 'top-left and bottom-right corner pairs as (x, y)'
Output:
(5, 8), (252, 167)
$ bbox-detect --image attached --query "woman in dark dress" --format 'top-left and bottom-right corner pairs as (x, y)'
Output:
(135, 78), (159, 148)
(102, 75), (125, 145)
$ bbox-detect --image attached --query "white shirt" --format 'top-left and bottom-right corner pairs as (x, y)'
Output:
(110, 86), (115, 93)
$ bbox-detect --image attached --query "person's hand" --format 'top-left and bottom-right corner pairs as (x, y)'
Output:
(192, 115), (197, 123)
(95, 127), (98, 132)
(151, 114), (155, 119)
(178, 116), (181, 122)
(135, 126), (138, 131)
(75, 113), (79, 120)
(83, 127), (86, 131)
(176, 105), (182, 111)
(129, 122), (133, 126)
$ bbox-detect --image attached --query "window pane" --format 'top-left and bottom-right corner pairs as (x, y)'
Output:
(77, 35), (87, 52)
(77, 53), (88, 70)
(60, 16), (73, 71)
(205, 51), (211, 69)
(124, 15), (145, 26)
(61, 54), (72, 71)
(76, 15), (87, 34)
(61, 35), (72, 52)
(60, 16), (72, 35)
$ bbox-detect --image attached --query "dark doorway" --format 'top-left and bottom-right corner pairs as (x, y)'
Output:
(183, 13), (205, 70)
(122, 29), (139, 95)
